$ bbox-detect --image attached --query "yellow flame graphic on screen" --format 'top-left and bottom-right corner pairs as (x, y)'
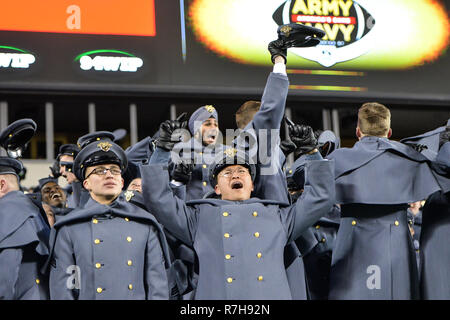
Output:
(188, 0), (449, 69)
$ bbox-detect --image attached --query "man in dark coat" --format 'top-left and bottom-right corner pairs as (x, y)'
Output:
(327, 103), (448, 300)
(419, 132), (450, 299)
(288, 129), (341, 300)
(0, 157), (50, 299)
(48, 137), (171, 300)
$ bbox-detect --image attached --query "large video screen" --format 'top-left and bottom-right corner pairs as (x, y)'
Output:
(0, 0), (449, 104)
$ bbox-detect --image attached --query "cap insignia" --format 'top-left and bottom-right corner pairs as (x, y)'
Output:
(125, 190), (135, 202)
(97, 142), (112, 152)
(204, 105), (215, 113)
(280, 25), (292, 36)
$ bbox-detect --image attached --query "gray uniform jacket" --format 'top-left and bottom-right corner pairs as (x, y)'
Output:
(48, 193), (171, 300)
(66, 181), (90, 209)
(327, 136), (449, 300)
(420, 142), (450, 299)
(141, 158), (335, 300)
(235, 72), (290, 205)
(0, 191), (50, 300)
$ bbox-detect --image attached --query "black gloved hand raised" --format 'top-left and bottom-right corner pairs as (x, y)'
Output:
(268, 38), (288, 64)
(49, 160), (61, 178)
(268, 23), (326, 64)
(288, 124), (318, 155)
(171, 160), (194, 184)
(280, 140), (297, 157)
(155, 113), (188, 151)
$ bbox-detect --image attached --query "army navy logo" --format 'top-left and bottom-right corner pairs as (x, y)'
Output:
(273, 0), (376, 67)
(124, 190), (135, 202)
(97, 141), (112, 152)
(204, 105), (215, 113)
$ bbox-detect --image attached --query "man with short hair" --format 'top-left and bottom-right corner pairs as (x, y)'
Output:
(0, 157), (50, 299)
(39, 177), (67, 227)
(48, 137), (172, 300)
(327, 102), (448, 300)
(235, 101), (261, 130)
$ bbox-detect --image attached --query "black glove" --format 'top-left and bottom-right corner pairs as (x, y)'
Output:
(171, 160), (194, 184)
(49, 160), (61, 178)
(288, 124), (318, 155)
(269, 23), (326, 64)
(155, 113), (188, 151)
(280, 140), (297, 157)
(268, 39), (288, 64)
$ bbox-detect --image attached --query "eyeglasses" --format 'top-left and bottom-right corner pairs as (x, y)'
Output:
(86, 167), (122, 179)
(218, 167), (249, 178)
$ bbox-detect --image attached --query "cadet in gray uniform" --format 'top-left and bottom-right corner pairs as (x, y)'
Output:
(169, 105), (223, 201)
(48, 138), (171, 300)
(141, 138), (335, 300)
(418, 130), (450, 299)
(327, 103), (448, 300)
(0, 157), (50, 299)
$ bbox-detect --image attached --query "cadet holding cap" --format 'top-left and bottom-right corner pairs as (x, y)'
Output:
(0, 157), (50, 300)
(48, 137), (172, 300)
(141, 143), (334, 299)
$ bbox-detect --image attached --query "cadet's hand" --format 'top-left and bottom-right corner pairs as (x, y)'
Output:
(49, 160), (61, 178)
(156, 113), (188, 151)
(288, 124), (318, 155)
(268, 39), (288, 64)
(171, 160), (194, 184)
(280, 140), (297, 157)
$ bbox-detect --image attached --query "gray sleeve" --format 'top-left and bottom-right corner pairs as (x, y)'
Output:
(0, 248), (22, 300)
(282, 159), (336, 243)
(246, 72), (289, 132)
(145, 225), (169, 300)
(49, 226), (77, 300)
(235, 72), (289, 162)
(141, 163), (198, 246)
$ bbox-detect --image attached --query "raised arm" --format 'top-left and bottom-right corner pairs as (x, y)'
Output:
(281, 153), (336, 243)
(141, 162), (198, 246)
